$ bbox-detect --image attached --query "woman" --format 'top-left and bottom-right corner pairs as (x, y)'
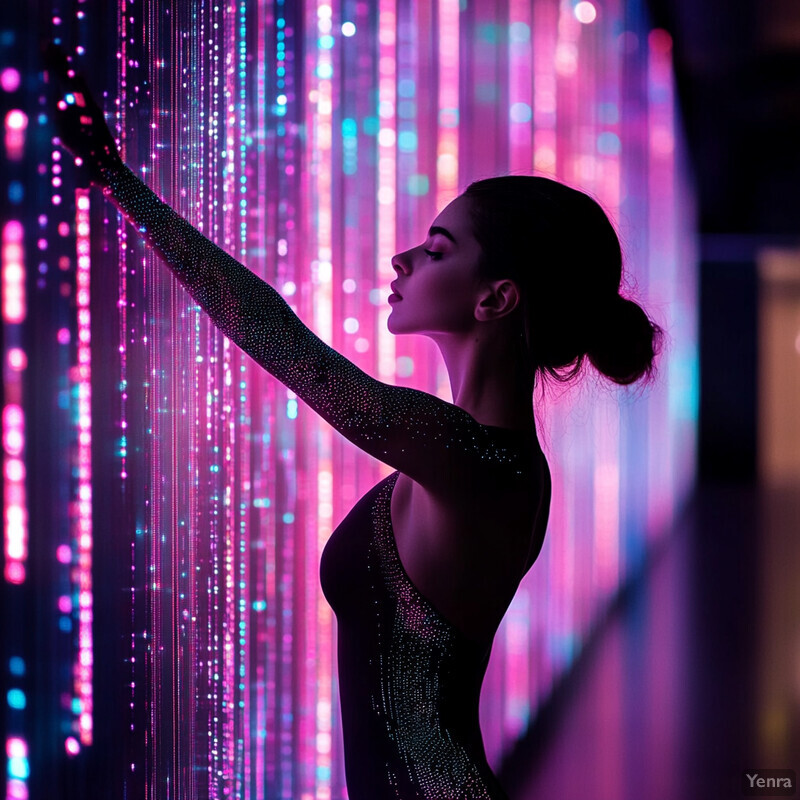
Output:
(48, 48), (660, 799)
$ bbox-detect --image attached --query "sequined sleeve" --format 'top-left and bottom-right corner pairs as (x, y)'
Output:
(103, 166), (529, 491)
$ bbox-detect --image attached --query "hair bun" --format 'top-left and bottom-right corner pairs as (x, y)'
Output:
(587, 295), (661, 385)
(463, 176), (661, 385)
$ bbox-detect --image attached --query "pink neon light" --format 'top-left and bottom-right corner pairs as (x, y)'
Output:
(6, 737), (26, 759)
(5, 736), (29, 797)
(4, 562), (24, 585)
(649, 28), (673, 54)
(4, 458), (23, 482)
(7, 349), (26, 371)
(574, 1), (598, 24)
(6, 781), (28, 800)
(3, 406), (23, 456)
(0, 68), (21, 93)
(4, 109), (27, 161)
(2, 222), (25, 324)
(5, 110), (26, 130)
(305, 4), (338, 793)
(3, 402), (27, 585)
(436, 0), (459, 210)
(72, 188), (94, 745)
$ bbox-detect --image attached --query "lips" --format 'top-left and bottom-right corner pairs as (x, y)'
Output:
(389, 282), (403, 300)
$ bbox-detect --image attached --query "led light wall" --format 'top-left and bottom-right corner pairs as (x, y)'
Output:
(1, 7), (99, 793)
(3, 0), (696, 796)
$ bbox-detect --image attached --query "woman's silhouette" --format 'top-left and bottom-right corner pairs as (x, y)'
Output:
(47, 47), (660, 799)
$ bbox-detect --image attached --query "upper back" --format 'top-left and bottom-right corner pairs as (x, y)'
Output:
(390, 444), (551, 643)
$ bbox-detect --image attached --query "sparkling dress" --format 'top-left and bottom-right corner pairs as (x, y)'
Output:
(321, 471), (514, 799)
(105, 166), (545, 799)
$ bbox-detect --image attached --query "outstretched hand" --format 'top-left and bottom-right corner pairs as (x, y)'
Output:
(43, 44), (123, 185)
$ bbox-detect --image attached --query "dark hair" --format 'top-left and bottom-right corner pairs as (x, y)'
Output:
(463, 175), (662, 385)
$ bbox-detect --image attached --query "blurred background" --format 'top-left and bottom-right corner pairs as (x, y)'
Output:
(507, 0), (800, 796)
(1, 0), (799, 798)
(509, 0), (800, 796)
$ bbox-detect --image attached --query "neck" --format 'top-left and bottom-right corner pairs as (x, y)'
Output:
(429, 325), (535, 432)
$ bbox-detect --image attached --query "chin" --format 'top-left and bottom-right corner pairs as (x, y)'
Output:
(387, 309), (438, 337)
(386, 311), (406, 335)
(387, 317), (421, 336)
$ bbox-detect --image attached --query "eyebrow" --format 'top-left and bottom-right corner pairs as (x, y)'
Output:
(428, 225), (457, 244)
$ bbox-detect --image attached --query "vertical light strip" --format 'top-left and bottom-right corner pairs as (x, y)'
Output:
(1, 217), (25, 326)
(2, 221), (27, 587)
(3, 60), (30, 800)
(234, 2), (251, 791)
(554, 0), (582, 186)
(596, 0), (622, 214)
(114, 3), (137, 790)
(508, 0), (533, 174)
(432, 0), (458, 402)
(314, 463), (333, 800)
(313, 1), (334, 347)
(312, 4), (335, 797)
(249, 7), (268, 795)
(3, 109), (27, 163)
(436, 0), (459, 207)
(532, 0), (558, 173)
(5, 737), (29, 800)
(74, 189), (94, 746)
(593, 403), (620, 594)
(375, 0), (397, 384)
(2, 222), (29, 800)
(647, 27), (680, 534)
(503, 590), (531, 741)
(218, 0), (247, 784)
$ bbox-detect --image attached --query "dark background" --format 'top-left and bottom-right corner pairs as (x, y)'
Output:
(650, 0), (800, 480)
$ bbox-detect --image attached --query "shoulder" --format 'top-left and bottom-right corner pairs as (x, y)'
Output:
(425, 423), (545, 505)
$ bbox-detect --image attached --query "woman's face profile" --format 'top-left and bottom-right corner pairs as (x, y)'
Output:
(388, 194), (485, 337)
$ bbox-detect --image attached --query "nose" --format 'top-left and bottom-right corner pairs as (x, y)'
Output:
(391, 248), (412, 275)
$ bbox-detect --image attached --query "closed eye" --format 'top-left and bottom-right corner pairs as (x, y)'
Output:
(424, 249), (443, 261)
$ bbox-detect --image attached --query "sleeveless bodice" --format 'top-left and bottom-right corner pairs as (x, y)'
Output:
(321, 472), (509, 800)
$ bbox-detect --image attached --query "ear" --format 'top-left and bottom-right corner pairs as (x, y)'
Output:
(474, 279), (521, 322)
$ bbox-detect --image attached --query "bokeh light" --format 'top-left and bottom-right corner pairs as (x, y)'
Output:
(0, 68), (21, 93)
(575, 1), (598, 23)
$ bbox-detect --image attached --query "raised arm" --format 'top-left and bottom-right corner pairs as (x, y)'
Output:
(46, 47), (532, 493)
(102, 168), (530, 488)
